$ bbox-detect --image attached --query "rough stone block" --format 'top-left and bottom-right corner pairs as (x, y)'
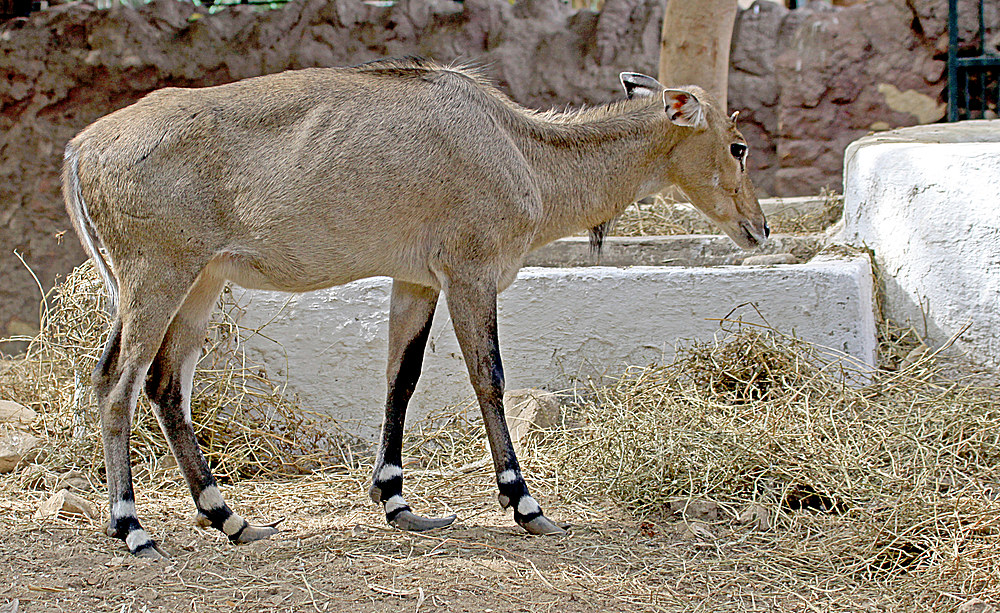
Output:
(958, 599), (998, 613)
(503, 388), (561, 447)
(669, 499), (719, 521)
(237, 247), (877, 437)
(34, 490), (98, 522)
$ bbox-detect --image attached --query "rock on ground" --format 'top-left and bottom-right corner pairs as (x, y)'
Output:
(0, 428), (41, 473)
(669, 499), (720, 521)
(958, 598), (999, 613)
(736, 502), (772, 531)
(0, 401), (37, 427)
(33, 489), (98, 522)
(503, 388), (561, 448)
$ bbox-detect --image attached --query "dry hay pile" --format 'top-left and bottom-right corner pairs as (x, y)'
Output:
(542, 327), (1000, 608)
(611, 189), (711, 236)
(380, 325), (1000, 608)
(0, 262), (357, 492)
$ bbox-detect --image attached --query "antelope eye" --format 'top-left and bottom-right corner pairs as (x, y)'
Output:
(730, 143), (747, 160)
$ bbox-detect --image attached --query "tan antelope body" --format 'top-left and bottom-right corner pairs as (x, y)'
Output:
(64, 58), (767, 558)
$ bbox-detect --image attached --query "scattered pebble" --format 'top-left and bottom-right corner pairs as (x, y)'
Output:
(0, 400), (36, 427)
(504, 388), (561, 448)
(959, 598), (998, 613)
(669, 499), (719, 521)
(55, 470), (92, 493)
(736, 503), (772, 531)
(679, 521), (714, 542)
(34, 490), (98, 522)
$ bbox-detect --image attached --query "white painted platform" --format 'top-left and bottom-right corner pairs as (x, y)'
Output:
(842, 120), (1000, 367)
(235, 245), (877, 438)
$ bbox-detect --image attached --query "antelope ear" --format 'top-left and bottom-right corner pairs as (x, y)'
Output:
(663, 89), (706, 128)
(620, 72), (663, 99)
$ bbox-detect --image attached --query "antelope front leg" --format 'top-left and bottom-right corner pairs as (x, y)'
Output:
(444, 276), (566, 535)
(370, 280), (457, 531)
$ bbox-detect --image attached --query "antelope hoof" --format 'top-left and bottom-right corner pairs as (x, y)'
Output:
(390, 510), (457, 532)
(518, 514), (569, 536)
(233, 518), (284, 544)
(133, 542), (168, 560)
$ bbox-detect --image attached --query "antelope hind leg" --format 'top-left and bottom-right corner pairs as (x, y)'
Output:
(96, 277), (193, 559)
(147, 267), (281, 548)
(99, 342), (170, 560)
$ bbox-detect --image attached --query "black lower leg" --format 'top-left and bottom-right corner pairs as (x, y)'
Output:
(496, 464), (545, 525)
(146, 354), (251, 543)
(371, 318), (431, 520)
(445, 278), (564, 534)
(103, 409), (162, 556)
(371, 282), (451, 530)
(106, 490), (159, 556)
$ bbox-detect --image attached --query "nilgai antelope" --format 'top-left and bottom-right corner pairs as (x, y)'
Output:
(63, 58), (768, 559)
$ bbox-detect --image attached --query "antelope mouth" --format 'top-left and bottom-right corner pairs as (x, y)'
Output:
(739, 221), (762, 248)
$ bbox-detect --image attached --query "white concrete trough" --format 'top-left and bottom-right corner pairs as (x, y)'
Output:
(842, 120), (1000, 367)
(236, 235), (877, 438)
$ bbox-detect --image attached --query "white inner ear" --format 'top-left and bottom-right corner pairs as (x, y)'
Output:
(620, 72), (663, 99)
(629, 86), (659, 98)
(663, 89), (706, 129)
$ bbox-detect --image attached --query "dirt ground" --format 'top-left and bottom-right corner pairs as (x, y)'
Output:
(0, 465), (914, 613)
(0, 471), (741, 613)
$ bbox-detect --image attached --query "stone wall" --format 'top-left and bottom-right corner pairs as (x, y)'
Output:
(235, 251), (877, 432)
(728, 0), (989, 196)
(0, 0), (966, 342)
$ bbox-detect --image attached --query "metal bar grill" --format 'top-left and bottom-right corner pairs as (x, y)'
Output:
(948, 0), (1000, 121)
(0, 0), (33, 19)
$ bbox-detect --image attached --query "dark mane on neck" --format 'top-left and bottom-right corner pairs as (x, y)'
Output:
(349, 56), (493, 86)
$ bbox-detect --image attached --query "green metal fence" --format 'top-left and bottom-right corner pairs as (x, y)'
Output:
(1, 0), (295, 17)
(948, 0), (1000, 121)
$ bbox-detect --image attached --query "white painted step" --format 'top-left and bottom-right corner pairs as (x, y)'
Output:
(235, 244), (876, 438)
(842, 120), (1000, 367)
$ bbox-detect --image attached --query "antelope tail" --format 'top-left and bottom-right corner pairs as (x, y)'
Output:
(63, 143), (119, 315)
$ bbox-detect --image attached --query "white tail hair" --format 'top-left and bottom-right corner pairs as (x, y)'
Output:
(63, 145), (119, 315)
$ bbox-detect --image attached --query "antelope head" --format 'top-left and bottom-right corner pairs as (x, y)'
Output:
(621, 73), (770, 249)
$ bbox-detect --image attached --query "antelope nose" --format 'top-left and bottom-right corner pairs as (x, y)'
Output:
(764, 222), (771, 238)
